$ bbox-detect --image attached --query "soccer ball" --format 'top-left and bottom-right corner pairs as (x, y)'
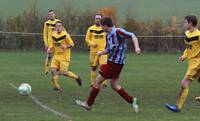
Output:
(18, 83), (32, 96)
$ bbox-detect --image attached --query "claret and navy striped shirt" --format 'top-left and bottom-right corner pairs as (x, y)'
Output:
(106, 26), (135, 64)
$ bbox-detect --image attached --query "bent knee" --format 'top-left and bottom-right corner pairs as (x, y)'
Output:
(93, 81), (101, 88)
(59, 70), (69, 75)
(51, 68), (57, 75)
(181, 79), (191, 87)
(111, 83), (121, 91)
(47, 54), (52, 59)
(111, 84), (117, 90)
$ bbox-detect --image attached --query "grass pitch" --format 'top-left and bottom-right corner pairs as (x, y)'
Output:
(0, 51), (200, 121)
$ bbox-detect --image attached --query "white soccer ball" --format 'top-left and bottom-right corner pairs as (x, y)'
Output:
(18, 83), (32, 96)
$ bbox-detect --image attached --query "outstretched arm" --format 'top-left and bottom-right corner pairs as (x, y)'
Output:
(117, 28), (141, 54)
(131, 34), (141, 55)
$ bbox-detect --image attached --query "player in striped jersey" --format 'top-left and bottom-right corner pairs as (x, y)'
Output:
(76, 17), (141, 112)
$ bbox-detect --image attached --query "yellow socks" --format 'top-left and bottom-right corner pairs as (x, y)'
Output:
(177, 86), (189, 109)
(52, 75), (61, 90)
(66, 71), (78, 79)
(52, 71), (78, 90)
(91, 70), (97, 85)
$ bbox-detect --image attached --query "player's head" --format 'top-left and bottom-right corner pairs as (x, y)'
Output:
(55, 21), (64, 33)
(94, 14), (102, 26)
(100, 17), (113, 32)
(48, 9), (56, 20)
(184, 15), (198, 30)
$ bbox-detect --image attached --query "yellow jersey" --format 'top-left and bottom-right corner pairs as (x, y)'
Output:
(85, 25), (107, 53)
(49, 30), (74, 61)
(43, 19), (61, 46)
(182, 29), (200, 59)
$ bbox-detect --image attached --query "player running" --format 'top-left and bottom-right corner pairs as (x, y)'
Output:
(85, 14), (108, 87)
(76, 17), (141, 112)
(47, 21), (82, 92)
(43, 10), (61, 75)
(165, 15), (200, 112)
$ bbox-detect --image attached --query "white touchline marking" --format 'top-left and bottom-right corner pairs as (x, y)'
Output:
(9, 83), (70, 119)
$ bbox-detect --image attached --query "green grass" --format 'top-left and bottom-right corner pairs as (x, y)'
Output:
(0, 51), (200, 121)
(0, 0), (200, 20)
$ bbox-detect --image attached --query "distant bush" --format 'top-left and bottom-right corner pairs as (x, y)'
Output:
(0, 2), (186, 52)
(124, 15), (185, 52)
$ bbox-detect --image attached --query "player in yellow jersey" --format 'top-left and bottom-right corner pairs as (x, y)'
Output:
(43, 10), (61, 75)
(47, 21), (82, 92)
(165, 15), (200, 112)
(85, 14), (107, 87)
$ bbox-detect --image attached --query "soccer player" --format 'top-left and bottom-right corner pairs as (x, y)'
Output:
(76, 17), (141, 112)
(43, 10), (61, 75)
(85, 14), (107, 87)
(165, 15), (200, 112)
(47, 21), (82, 92)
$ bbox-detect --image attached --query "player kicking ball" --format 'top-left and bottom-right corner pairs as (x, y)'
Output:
(47, 21), (82, 92)
(76, 17), (141, 112)
(165, 15), (200, 112)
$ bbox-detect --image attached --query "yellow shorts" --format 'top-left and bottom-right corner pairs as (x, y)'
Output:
(51, 57), (69, 71)
(185, 54), (200, 81)
(90, 52), (107, 66)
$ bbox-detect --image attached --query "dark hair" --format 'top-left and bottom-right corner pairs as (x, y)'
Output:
(100, 17), (113, 27)
(185, 15), (198, 26)
(48, 9), (54, 13)
(55, 21), (64, 26)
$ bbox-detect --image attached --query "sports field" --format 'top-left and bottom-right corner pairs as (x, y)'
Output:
(0, 51), (200, 121)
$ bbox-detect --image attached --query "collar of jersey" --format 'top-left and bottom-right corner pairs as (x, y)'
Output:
(109, 26), (116, 35)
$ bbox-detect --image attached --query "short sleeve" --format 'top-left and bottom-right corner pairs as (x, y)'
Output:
(116, 28), (135, 39)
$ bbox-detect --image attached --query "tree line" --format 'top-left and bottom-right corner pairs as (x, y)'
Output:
(0, 2), (188, 52)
